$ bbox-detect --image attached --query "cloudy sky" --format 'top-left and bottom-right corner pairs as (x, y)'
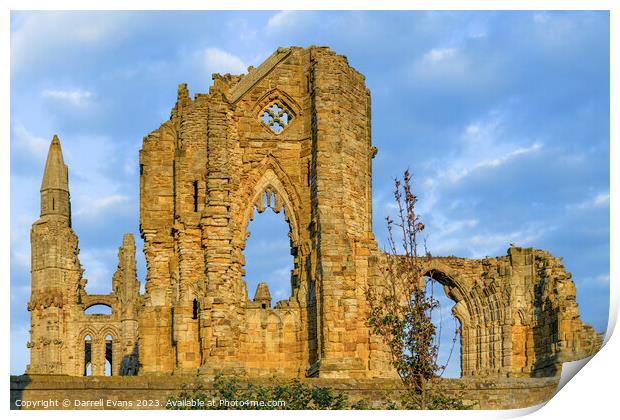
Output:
(10, 11), (609, 377)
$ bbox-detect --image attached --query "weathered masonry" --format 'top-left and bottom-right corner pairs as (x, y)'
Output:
(26, 46), (600, 381)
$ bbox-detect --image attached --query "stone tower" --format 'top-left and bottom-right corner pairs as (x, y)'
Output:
(27, 135), (83, 374)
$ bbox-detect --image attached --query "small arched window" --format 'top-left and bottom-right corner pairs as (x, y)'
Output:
(192, 299), (199, 320)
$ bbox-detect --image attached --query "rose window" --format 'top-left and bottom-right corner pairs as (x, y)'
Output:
(259, 102), (293, 134)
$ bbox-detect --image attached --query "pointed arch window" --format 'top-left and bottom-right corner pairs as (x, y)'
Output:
(105, 334), (113, 376)
(83, 335), (92, 376)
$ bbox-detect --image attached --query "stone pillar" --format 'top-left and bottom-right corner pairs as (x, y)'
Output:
(199, 91), (245, 376)
(308, 48), (372, 378)
(112, 233), (140, 375)
(138, 123), (177, 374)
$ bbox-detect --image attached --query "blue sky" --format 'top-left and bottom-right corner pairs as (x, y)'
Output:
(10, 11), (609, 377)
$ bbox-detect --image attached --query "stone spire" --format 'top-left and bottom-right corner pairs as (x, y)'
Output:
(41, 135), (68, 192)
(40, 135), (71, 221)
(253, 282), (272, 309)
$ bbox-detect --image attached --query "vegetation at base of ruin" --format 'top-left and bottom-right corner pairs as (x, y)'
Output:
(367, 170), (470, 410)
(166, 375), (369, 410)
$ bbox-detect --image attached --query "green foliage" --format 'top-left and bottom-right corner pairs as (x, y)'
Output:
(166, 375), (369, 410)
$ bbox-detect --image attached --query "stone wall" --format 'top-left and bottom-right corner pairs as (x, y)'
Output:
(10, 375), (559, 410)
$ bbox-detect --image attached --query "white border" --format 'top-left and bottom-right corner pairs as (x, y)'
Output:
(3, 1), (617, 419)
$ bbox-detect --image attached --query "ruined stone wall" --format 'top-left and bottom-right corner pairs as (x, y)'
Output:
(419, 247), (601, 378)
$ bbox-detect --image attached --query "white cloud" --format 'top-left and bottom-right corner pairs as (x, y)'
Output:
(594, 193), (610, 207)
(199, 47), (246, 75)
(396, 112), (548, 258)
(533, 13), (551, 25)
(593, 274), (609, 286)
(42, 89), (94, 107)
(413, 47), (470, 79)
(468, 30), (487, 39)
(447, 225), (550, 258)
(11, 121), (49, 161)
(272, 288), (289, 301)
(465, 123), (480, 137)
(266, 11), (299, 33)
(424, 48), (457, 63)
(268, 267), (292, 301)
(11, 12), (135, 73)
(577, 273), (610, 287)
(226, 17), (258, 42)
(568, 192), (610, 210)
(530, 12), (581, 49)
(74, 194), (129, 220)
(441, 114), (543, 184)
(447, 143), (542, 183)
(267, 11), (291, 30)
(79, 248), (117, 294)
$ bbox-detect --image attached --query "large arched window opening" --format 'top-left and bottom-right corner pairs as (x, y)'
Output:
(426, 273), (462, 378)
(243, 190), (294, 309)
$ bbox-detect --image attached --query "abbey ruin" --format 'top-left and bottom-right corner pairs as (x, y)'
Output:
(25, 47), (600, 387)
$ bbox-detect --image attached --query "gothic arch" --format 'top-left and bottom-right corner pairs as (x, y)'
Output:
(252, 88), (303, 118)
(78, 326), (98, 341)
(422, 261), (474, 378)
(237, 155), (303, 252)
(99, 326), (119, 376)
(423, 260), (470, 308)
(99, 326), (119, 342)
(76, 327), (97, 376)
